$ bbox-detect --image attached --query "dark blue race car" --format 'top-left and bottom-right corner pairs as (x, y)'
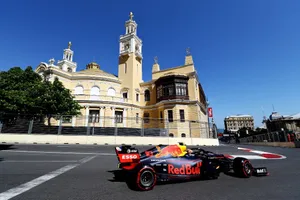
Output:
(114, 143), (269, 191)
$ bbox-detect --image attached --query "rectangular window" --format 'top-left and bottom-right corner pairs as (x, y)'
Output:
(89, 110), (99, 123)
(115, 111), (123, 123)
(144, 112), (149, 123)
(162, 84), (174, 96)
(123, 92), (128, 99)
(175, 83), (187, 96)
(180, 109), (185, 122)
(156, 85), (162, 99)
(168, 110), (173, 122)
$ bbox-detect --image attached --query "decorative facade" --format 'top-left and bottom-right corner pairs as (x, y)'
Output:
(224, 115), (255, 133)
(35, 12), (209, 137)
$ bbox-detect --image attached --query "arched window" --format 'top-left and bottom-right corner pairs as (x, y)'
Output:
(67, 67), (72, 72)
(74, 86), (84, 95)
(144, 90), (150, 101)
(181, 133), (186, 137)
(169, 133), (174, 137)
(107, 87), (116, 96)
(90, 86), (100, 100)
(90, 86), (100, 95)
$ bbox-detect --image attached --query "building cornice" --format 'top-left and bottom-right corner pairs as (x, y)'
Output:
(119, 34), (142, 44)
(76, 100), (140, 108)
(76, 98), (206, 113)
(152, 64), (193, 74)
(41, 67), (121, 84)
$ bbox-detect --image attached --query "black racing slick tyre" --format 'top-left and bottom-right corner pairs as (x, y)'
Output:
(126, 166), (157, 191)
(233, 157), (253, 178)
(136, 167), (157, 191)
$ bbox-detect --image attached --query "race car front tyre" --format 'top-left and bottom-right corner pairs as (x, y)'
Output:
(233, 157), (253, 178)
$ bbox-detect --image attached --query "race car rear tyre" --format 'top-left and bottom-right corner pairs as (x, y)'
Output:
(233, 157), (253, 178)
(136, 167), (157, 191)
(126, 166), (157, 191)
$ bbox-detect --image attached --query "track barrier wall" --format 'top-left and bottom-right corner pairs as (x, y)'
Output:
(0, 134), (219, 146)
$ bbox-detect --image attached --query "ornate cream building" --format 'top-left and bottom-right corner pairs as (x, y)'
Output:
(35, 12), (209, 137)
(224, 115), (255, 133)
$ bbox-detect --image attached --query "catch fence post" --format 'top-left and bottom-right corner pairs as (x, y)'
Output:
(28, 119), (34, 134)
(57, 116), (62, 135)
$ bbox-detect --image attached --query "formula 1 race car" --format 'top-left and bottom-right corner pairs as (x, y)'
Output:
(114, 142), (269, 191)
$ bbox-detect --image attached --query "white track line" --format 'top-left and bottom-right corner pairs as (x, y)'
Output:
(2, 160), (79, 163)
(0, 155), (97, 200)
(1, 150), (115, 156)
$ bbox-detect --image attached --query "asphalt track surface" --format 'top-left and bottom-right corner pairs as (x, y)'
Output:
(0, 143), (299, 200)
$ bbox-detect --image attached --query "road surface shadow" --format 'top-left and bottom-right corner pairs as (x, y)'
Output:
(107, 170), (126, 182)
(0, 144), (16, 151)
(107, 169), (213, 191)
(224, 171), (240, 178)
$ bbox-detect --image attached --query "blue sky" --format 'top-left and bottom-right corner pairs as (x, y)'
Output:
(0, 0), (299, 128)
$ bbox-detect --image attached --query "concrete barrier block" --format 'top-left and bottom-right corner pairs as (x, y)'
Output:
(86, 136), (116, 145)
(245, 142), (299, 148)
(57, 135), (87, 145)
(26, 135), (58, 144)
(115, 136), (170, 145)
(0, 134), (220, 146)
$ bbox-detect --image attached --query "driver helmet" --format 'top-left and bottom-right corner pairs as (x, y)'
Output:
(178, 143), (187, 153)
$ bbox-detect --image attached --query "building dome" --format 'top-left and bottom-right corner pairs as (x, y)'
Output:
(269, 112), (283, 120)
(73, 61), (118, 79)
(86, 62), (100, 70)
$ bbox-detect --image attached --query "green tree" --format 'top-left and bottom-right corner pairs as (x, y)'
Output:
(0, 66), (44, 122)
(40, 76), (82, 126)
(0, 66), (82, 125)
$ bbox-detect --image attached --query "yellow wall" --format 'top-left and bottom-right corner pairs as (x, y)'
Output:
(118, 53), (143, 103)
(152, 64), (195, 80)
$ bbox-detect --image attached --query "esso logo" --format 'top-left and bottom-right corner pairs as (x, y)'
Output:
(122, 154), (138, 159)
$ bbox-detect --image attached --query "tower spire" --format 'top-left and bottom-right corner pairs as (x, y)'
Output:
(119, 12), (142, 58)
(185, 47), (193, 65)
(152, 56), (160, 74)
(129, 12), (134, 20)
(68, 41), (72, 49)
(57, 41), (77, 72)
(124, 12), (137, 35)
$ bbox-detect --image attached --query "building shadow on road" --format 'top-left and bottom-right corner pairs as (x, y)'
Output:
(0, 144), (16, 151)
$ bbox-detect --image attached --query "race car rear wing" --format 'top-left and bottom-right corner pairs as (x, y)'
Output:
(115, 145), (140, 164)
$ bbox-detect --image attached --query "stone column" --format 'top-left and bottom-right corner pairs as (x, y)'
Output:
(111, 106), (115, 127)
(100, 106), (105, 127)
(85, 105), (89, 126)
(123, 108), (127, 127)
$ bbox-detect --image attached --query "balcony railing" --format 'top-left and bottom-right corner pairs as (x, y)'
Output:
(73, 94), (132, 104)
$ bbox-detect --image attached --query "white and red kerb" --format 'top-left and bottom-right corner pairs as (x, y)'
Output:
(224, 147), (286, 160)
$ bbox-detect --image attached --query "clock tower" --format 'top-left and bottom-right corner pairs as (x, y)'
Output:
(118, 12), (143, 102)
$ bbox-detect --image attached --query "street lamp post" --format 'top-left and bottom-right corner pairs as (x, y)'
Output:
(206, 100), (210, 138)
